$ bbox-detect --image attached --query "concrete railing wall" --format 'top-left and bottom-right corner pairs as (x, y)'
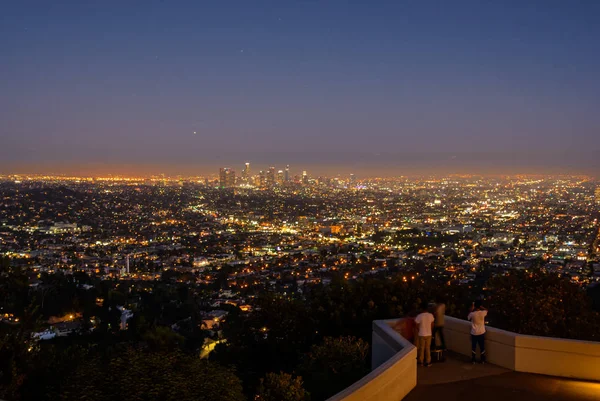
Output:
(326, 319), (417, 401)
(444, 316), (600, 382)
(329, 316), (600, 401)
(444, 316), (518, 369)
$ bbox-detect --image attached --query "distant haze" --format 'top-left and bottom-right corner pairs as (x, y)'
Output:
(1, 2), (599, 177)
(3, 151), (598, 178)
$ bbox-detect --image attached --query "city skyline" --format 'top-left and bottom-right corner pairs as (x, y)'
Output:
(2, 149), (600, 178)
(2, 1), (600, 176)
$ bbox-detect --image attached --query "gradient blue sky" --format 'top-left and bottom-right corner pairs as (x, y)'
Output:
(1, 1), (599, 176)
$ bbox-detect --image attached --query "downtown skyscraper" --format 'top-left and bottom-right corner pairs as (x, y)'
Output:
(219, 168), (236, 188)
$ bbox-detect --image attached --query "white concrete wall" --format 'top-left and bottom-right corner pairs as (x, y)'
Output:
(372, 319), (406, 369)
(444, 316), (517, 369)
(327, 319), (417, 401)
(443, 316), (600, 382)
(515, 334), (600, 382)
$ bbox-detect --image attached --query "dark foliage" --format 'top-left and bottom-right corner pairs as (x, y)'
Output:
(299, 336), (369, 400)
(256, 372), (308, 401)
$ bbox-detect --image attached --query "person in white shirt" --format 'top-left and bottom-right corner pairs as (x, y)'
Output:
(414, 302), (435, 367)
(467, 300), (488, 364)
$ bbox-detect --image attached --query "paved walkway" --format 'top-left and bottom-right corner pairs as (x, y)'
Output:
(405, 353), (600, 401)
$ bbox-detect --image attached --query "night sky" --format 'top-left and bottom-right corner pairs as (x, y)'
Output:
(1, 1), (599, 176)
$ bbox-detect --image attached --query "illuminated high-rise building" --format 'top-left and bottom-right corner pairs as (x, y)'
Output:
(219, 168), (226, 188)
(277, 170), (284, 184)
(258, 170), (266, 187)
(242, 162), (250, 180)
(267, 167), (276, 187)
(350, 174), (356, 186)
(302, 170), (308, 185)
(285, 165), (290, 182)
(219, 168), (236, 188)
(596, 187), (600, 205)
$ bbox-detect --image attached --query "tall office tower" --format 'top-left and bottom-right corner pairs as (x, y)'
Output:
(219, 168), (227, 188)
(267, 166), (276, 187)
(285, 165), (290, 182)
(259, 170), (266, 187)
(227, 169), (236, 187)
(350, 174), (356, 186)
(277, 170), (284, 184)
(242, 162), (250, 180)
(302, 170), (308, 185)
(219, 168), (236, 188)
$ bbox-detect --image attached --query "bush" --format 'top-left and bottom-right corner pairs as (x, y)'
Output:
(487, 271), (600, 341)
(256, 372), (308, 401)
(299, 336), (369, 401)
(61, 347), (245, 401)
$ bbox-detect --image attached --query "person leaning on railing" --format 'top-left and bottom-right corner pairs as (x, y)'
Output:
(468, 300), (488, 364)
(432, 297), (446, 351)
(415, 302), (435, 367)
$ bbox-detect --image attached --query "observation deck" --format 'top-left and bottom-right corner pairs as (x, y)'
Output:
(327, 317), (600, 401)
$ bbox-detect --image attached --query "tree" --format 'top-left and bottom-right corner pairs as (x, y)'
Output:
(211, 294), (318, 396)
(142, 326), (185, 351)
(0, 303), (43, 400)
(61, 347), (245, 401)
(588, 284), (600, 312)
(0, 328), (30, 400)
(0, 256), (10, 273)
(487, 271), (600, 341)
(0, 268), (30, 316)
(19, 343), (92, 401)
(299, 336), (369, 401)
(256, 372), (308, 401)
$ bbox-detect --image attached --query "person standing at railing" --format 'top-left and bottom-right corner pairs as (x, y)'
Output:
(415, 302), (435, 367)
(392, 310), (417, 344)
(432, 297), (447, 351)
(468, 300), (488, 364)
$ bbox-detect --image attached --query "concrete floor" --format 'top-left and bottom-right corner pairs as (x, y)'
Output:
(405, 353), (600, 401)
(415, 353), (509, 386)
